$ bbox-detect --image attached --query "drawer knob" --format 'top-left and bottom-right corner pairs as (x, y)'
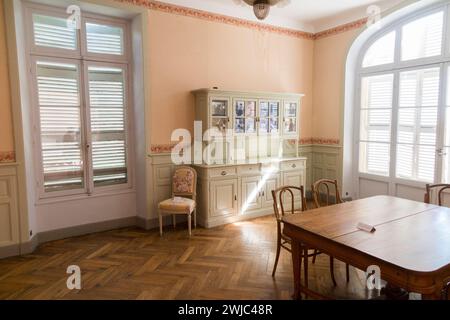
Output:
(221, 171), (227, 176)
(292, 164), (297, 168)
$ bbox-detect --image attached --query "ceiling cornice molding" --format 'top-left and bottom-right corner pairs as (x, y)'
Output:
(115, 0), (366, 40)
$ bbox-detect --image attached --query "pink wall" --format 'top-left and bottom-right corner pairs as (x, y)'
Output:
(312, 28), (361, 143)
(148, 10), (314, 146)
(0, 0), (362, 156)
(0, 0), (14, 159)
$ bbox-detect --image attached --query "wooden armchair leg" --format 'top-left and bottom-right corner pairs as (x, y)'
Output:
(188, 213), (192, 237)
(329, 256), (337, 287)
(194, 209), (197, 229)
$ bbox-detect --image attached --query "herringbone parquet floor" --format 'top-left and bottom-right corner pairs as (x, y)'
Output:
(0, 216), (371, 300)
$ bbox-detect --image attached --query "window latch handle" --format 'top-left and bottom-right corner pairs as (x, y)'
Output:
(437, 148), (447, 157)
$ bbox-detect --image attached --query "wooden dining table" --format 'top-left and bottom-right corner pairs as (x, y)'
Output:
(282, 195), (450, 300)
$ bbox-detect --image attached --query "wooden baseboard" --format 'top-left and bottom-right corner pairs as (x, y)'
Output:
(0, 243), (20, 259)
(2, 216), (136, 259)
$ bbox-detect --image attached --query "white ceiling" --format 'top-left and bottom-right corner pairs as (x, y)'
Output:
(159, 0), (407, 33)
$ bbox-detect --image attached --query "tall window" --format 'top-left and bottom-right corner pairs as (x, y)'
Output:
(26, 4), (131, 197)
(358, 5), (450, 185)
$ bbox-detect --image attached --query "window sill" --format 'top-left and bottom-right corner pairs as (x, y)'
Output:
(35, 187), (136, 206)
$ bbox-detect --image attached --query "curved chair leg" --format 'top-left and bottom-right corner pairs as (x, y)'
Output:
(312, 249), (318, 264)
(346, 264), (350, 283)
(272, 238), (281, 277)
(330, 256), (337, 287)
(172, 215), (176, 229)
(159, 211), (163, 237)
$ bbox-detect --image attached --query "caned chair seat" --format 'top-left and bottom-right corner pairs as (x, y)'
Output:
(159, 198), (196, 213)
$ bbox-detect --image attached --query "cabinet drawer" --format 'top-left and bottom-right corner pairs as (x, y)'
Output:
(238, 165), (261, 175)
(281, 160), (305, 171)
(261, 162), (280, 173)
(209, 167), (237, 178)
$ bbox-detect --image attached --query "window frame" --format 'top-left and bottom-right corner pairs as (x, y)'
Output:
(356, 3), (450, 188)
(80, 13), (131, 63)
(24, 2), (134, 200)
(24, 3), (82, 60)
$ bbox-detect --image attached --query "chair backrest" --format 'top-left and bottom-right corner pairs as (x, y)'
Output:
(172, 166), (197, 200)
(424, 184), (450, 206)
(271, 186), (307, 222)
(312, 179), (343, 208)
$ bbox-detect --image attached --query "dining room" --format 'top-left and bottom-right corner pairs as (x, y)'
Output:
(1, 0), (450, 309)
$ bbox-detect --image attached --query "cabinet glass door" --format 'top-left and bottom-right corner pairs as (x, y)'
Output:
(245, 101), (256, 134)
(234, 100), (256, 134)
(234, 100), (245, 134)
(284, 102), (298, 135)
(259, 101), (280, 134)
(211, 98), (229, 134)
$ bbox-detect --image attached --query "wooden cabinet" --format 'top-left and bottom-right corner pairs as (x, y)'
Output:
(261, 174), (280, 208)
(192, 89), (305, 227)
(241, 176), (262, 213)
(194, 158), (306, 228)
(210, 179), (238, 218)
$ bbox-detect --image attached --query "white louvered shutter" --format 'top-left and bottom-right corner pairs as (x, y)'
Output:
(32, 14), (78, 51)
(88, 66), (127, 186)
(396, 68), (440, 182)
(36, 61), (84, 192)
(401, 11), (444, 61)
(359, 74), (394, 176)
(86, 22), (124, 56)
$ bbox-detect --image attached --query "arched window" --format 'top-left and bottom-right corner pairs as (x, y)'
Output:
(356, 4), (450, 198)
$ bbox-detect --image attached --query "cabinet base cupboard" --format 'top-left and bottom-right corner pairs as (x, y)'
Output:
(194, 158), (306, 228)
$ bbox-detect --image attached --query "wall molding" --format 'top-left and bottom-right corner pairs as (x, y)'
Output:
(150, 138), (341, 154)
(314, 18), (368, 40)
(0, 151), (15, 163)
(299, 137), (341, 146)
(150, 143), (177, 154)
(115, 0), (365, 40)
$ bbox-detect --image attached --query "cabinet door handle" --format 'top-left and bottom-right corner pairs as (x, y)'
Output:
(235, 195), (237, 201)
(262, 191), (265, 197)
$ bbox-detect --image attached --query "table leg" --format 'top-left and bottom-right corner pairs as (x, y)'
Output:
(303, 247), (309, 299)
(291, 240), (303, 300)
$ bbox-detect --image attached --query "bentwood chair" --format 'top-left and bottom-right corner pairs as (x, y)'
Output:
(158, 166), (197, 237)
(424, 184), (450, 206)
(271, 186), (337, 290)
(312, 179), (350, 284)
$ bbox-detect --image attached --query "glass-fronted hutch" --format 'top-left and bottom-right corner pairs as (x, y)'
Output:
(192, 89), (303, 164)
(191, 89), (306, 228)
